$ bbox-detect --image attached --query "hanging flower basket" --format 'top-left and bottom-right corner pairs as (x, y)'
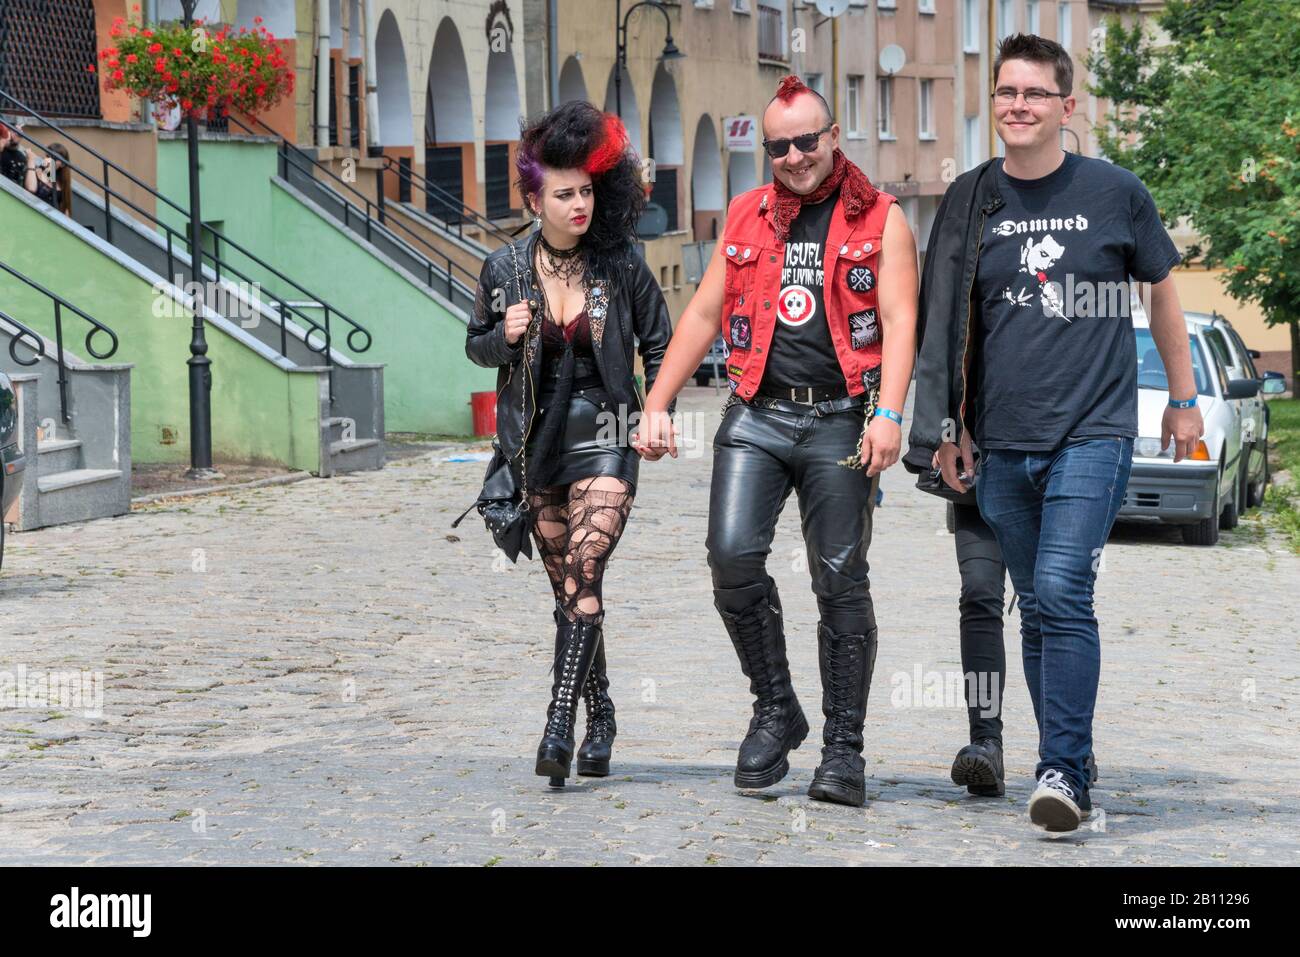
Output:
(93, 15), (294, 120)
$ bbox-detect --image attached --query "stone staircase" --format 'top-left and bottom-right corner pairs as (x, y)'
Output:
(0, 317), (131, 530)
(68, 183), (384, 476)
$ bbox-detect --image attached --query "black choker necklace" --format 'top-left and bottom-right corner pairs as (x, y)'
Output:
(539, 233), (582, 258)
(537, 233), (585, 283)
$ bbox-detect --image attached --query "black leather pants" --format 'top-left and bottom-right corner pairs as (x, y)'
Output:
(707, 400), (880, 636)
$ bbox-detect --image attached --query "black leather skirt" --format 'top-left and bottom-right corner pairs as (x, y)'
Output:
(524, 384), (639, 491)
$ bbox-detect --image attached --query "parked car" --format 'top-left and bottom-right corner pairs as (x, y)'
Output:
(1, 371), (26, 568)
(1121, 311), (1285, 545)
(693, 336), (730, 387)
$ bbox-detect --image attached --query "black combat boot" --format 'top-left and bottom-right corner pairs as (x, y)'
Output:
(577, 633), (616, 777)
(808, 623), (878, 807)
(716, 581), (809, 789)
(535, 614), (602, 782)
(951, 737), (1006, 797)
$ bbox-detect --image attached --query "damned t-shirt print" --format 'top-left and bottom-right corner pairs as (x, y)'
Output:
(971, 152), (1181, 451)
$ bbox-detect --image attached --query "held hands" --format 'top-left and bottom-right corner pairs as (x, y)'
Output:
(934, 429), (975, 494)
(633, 408), (677, 461)
(1161, 405), (1204, 463)
(502, 299), (531, 345)
(861, 415), (901, 477)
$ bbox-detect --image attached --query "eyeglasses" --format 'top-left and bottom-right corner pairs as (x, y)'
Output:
(761, 123), (832, 159)
(992, 87), (1067, 107)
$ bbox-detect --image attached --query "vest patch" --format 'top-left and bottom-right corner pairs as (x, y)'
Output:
(729, 314), (752, 349)
(849, 309), (879, 350)
(846, 265), (875, 293)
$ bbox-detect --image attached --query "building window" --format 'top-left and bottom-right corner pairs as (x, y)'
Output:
(877, 76), (894, 140)
(730, 0), (751, 16)
(1027, 0), (1040, 34)
(918, 79), (935, 140)
(962, 0), (980, 53)
(997, 0), (1014, 40)
(878, 0), (897, 9)
(918, 0), (935, 13)
(757, 0), (785, 60)
(1059, 2), (1072, 47)
(846, 74), (863, 136)
(964, 115), (980, 171)
(806, 73), (825, 98)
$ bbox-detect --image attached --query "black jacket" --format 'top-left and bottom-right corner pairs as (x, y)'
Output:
(465, 230), (674, 463)
(904, 159), (1005, 476)
(0, 144), (27, 188)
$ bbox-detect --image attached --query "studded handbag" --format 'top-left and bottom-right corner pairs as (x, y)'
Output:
(451, 241), (535, 563)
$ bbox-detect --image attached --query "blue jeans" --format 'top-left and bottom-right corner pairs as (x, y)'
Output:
(976, 437), (1133, 796)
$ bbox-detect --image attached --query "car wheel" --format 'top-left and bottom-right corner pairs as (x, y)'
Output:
(1246, 442), (1269, 508)
(1220, 459), (1242, 530)
(1182, 465), (1222, 546)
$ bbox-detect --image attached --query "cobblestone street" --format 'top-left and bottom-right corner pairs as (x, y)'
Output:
(1, 386), (1297, 866)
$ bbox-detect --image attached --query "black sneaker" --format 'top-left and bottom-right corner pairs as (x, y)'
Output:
(950, 738), (1005, 797)
(1086, 751), (1098, 787)
(1028, 769), (1088, 832)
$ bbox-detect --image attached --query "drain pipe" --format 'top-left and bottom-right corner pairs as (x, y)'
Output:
(316, 0), (331, 148)
(548, 0), (559, 109)
(363, 0), (380, 149)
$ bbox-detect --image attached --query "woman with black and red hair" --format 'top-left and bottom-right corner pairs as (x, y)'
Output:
(465, 100), (674, 785)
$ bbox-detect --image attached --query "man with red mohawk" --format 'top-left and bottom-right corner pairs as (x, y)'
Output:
(636, 75), (918, 806)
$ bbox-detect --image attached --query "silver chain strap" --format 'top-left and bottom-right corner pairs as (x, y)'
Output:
(836, 384), (881, 469)
(509, 242), (530, 503)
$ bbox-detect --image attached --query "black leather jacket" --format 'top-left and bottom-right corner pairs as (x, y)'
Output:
(465, 231), (674, 462)
(904, 159), (1005, 474)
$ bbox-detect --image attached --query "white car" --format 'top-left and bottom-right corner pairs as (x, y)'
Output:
(1121, 311), (1286, 545)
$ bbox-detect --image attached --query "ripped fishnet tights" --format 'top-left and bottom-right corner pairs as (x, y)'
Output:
(528, 476), (634, 625)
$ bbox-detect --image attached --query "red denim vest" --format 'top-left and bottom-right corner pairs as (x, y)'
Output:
(719, 183), (896, 400)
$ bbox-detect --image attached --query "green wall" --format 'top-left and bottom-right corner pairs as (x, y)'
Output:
(0, 189), (322, 471)
(156, 137), (495, 435)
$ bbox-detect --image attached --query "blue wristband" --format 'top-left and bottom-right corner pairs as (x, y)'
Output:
(1168, 395), (1197, 409)
(875, 407), (903, 425)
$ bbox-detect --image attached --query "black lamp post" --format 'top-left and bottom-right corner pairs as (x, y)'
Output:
(180, 0), (218, 479)
(613, 0), (685, 119)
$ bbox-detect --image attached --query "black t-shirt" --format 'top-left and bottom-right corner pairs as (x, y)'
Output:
(762, 188), (843, 389)
(973, 152), (1181, 451)
(0, 144), (27, 187)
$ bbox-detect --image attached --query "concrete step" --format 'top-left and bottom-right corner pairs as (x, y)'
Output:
(327, 437), (383, 474)
(37, 468), (123, 494)
(36, 437), (83, 476)
(35, 468), (128, 528)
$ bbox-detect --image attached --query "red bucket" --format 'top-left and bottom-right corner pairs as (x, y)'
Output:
(470, 391), (497, 437)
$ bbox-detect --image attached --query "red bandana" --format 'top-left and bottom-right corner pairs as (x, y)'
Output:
(768, 149), (879, 244)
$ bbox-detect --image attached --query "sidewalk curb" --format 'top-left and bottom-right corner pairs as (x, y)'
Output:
(130, 471), (315, 506)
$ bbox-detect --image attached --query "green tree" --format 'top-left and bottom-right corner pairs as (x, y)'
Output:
(1088, 0), (1300, 381)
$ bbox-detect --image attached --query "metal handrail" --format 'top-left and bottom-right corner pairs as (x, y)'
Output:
(0, 260), (120, 424)
(226, 109), (516, 248)
(377, 154), (518, 247)
(223, 112), (489, 298)
(0, 87), (373, 359)
(0, 307), (48, 366)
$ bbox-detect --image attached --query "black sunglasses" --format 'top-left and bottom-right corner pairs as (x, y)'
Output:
(761, 123), (832, 159)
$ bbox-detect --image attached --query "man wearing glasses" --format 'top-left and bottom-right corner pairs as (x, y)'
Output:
(905, 35), (1203, 831)
(636, 76), (918, 807)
